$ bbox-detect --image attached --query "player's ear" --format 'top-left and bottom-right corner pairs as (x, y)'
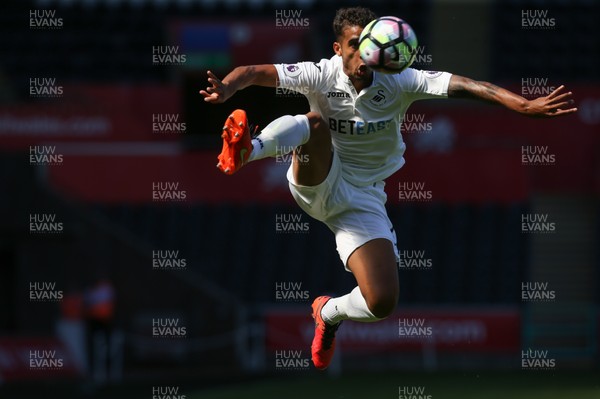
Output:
(333, 41), (342, 56)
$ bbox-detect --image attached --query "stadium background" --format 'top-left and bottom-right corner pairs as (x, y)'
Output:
(0, 0), (599, 398)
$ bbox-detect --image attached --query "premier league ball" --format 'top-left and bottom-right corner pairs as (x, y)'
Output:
(359, 16), (418, 74)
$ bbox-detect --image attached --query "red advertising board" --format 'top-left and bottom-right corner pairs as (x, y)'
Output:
(0, 337), (81, 382)
(6, 83), (599, 195)
(265, 308), (520, 353)
(45, 147), (528, 205)
(405, 84), (600, 194)
(0, 85), (180, 149)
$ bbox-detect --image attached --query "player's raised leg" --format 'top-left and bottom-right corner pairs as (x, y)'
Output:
(290, 112), (333, 186)
(216, 110), (316, 175)
(216, 109), (253, 175)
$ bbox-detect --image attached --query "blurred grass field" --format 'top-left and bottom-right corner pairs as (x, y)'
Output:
(191, 371), (600, 399)
(2, 371), (599, 398)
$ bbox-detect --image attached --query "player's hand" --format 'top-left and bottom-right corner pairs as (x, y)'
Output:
(199, 70), (231, 104)
(524, 85), (577, 117)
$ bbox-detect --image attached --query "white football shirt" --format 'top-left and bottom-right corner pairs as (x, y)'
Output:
(274, 55), (452, 186)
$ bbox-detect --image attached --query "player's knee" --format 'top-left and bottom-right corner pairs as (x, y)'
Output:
(366, 292), (398, 319)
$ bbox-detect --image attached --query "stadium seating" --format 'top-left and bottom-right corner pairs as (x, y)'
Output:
(490, 0), (599, 82)
(3, 0), (597, 90)
(92, 201), (529, 305)
(1, 0), (432, 88)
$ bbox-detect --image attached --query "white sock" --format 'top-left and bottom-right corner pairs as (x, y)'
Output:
(247, 114), (310, 162)
(320, 286), (381, 325)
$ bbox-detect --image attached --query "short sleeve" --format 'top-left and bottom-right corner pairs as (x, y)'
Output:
(274, 60), (328, 94)
(397, 69), (452, 102)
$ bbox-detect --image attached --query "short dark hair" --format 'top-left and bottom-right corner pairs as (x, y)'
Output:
(333, 7), (377, 39)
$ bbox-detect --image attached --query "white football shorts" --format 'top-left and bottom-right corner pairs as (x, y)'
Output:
(287, 150), (399, 271)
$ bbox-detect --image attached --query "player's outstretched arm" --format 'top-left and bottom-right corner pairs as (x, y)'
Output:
(200, 64), (278, 104)
(447, 75), (577, 118)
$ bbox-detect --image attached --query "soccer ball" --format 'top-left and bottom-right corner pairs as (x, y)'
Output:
(359, 16), (418, 74)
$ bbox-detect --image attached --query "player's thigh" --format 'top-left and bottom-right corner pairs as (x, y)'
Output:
(292, 112), (332, 187)
(347, 238), (399, 318)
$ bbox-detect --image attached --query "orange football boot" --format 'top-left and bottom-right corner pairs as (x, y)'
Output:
(216, 109), (253, 175)
(311, 296), (341, 370)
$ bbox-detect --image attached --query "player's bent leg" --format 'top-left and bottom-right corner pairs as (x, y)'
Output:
(311, 239), (398, 370)
(292, 112), (333, 187)
(346, 238), (399, 318)
(321, 238), (399, 324)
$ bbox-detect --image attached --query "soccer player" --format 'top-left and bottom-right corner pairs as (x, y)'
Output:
(200, 7), (576, 370)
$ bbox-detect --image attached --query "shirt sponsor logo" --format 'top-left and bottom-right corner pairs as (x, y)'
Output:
(328, 118), (392, 135)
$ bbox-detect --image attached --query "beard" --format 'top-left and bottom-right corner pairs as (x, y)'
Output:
(346, 63), (372, 83)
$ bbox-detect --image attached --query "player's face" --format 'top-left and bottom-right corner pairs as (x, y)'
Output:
(334, 25), (372, 84)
